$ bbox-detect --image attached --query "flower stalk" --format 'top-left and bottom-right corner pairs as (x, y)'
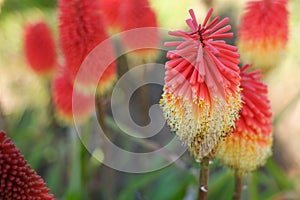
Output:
(95, 94), (106, 132)
(198, 156), (210, 200)
(233, 172), (243, 200)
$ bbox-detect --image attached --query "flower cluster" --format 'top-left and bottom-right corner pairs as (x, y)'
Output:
(23, 0), (161, 124)
(160, 8), (242, 159)
(51, 0), (120, 123)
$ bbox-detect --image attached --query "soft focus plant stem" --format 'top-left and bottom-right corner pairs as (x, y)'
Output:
(65, 127), (84, 200)
(139, 66), (150, 126)
(198, 156), (210, 200)
(0, 101), (7, 130)
(117, 54), (129, 78)
(95, 94), (106, 131)
(233, 172), (243, 200)
(95, 93), (116, 198)
(45, 79), (61, 133)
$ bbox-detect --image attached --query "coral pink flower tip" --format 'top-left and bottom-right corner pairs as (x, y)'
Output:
(216, 64), (273, 173)
(0, 131), (54, 199)
(24, 21), (57, 75)
(160, 9), (241, 160)
(164, 8), (240, 102)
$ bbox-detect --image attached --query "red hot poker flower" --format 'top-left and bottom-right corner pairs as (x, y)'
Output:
(237, 0), (289, 72)
(24, 21), (57, 76)
(160, 9), (241, 160)
(99, 0), (123, 34)
(216, 64), (273, 174)
(52, 68), (94, 124)
(0, 131), (54, 200)
(118, 0), (160, 62)
(59, 0), (116, 94)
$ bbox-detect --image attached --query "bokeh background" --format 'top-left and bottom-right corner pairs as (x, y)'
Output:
(0, 0), (300, 199)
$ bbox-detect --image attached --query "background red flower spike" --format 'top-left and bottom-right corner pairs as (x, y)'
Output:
(216, 64), (273, 174)
(59, 0), (116, 94)
(99, 0), (123, 34)
(24, 21), (57, 76)
(160, 9), (241, 160)
(0, 131), (54, 200)
(119, 0), (161, 62)
(237, 0), (288, 72)
(52, 68), (94, 124)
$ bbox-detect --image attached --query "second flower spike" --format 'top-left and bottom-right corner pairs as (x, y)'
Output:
(216, 64), (273, 174)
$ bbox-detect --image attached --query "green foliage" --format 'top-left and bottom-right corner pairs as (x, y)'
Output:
(1, 0), (56, 14)
(117, 165), (195, 200)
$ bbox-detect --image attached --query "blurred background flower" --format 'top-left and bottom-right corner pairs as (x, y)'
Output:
(0, 131), (54, 199)
(118, 0), (161, 63)
(24, 21), (57, 76)
(99, 0), (123, 34)
(59, 0), (116, 94)
(237, 0), (289, 73)
(51, 68), (94, 124)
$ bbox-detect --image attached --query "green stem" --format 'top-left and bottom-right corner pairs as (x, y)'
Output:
(117, 54), (129, 78)
(95, 94), (106, 132)
(46, 79), (61, 134)
(65, 127), (84, 200)
(138, 66), (150, 127)
(233, 172), (243, 200)
(198, 157), (210, 200)
(95, 93), (116, 198)
(0, 101), (7, 130)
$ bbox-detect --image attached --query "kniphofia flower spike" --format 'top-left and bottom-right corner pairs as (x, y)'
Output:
(99, 0), (123, 34)
(59, 0), (116, 94)
(160, 9), (241, 160)
(24, 21), (57, 76)
(237, 0), (288, 72)
(119, 0), (160, 63)
(216, 64), (273, 174)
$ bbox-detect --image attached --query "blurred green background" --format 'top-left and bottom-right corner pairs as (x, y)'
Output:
(0, 0), (300, 199)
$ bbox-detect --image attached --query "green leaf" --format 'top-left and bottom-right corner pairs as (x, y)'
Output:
(208, 168), (233, 200)
(64, 128), (85, 200)
(117, 169), (168, 200)
(149, 168), (194, 200)
(265, 159), (294, 190)
(249, 171), (258, 200)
